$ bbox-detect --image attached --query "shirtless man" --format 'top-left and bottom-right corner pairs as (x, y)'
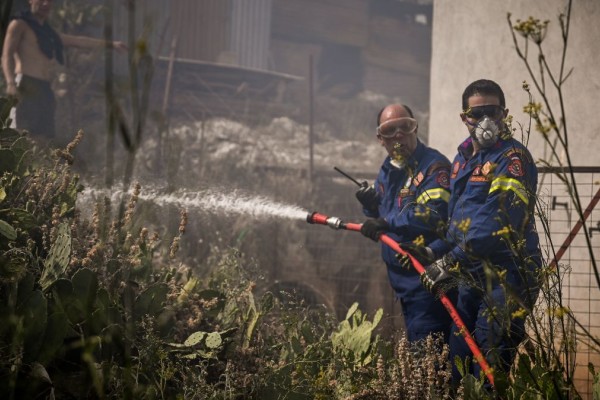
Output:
(2, 0), (126, 140)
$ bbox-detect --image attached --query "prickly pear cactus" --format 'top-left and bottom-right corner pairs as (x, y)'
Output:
(205, 332), (222, 349)
(40, 223), (71, 291)
(0, 148), (16, 175)
(169, 330), (226, 361)
(69, 268), (99, 324)
(0, 219), (16, 241)
(17, 283), (48, 363)
(331, 302), (383, 367)
(183, 331), (207, 347)
(133, 283), (169, 321)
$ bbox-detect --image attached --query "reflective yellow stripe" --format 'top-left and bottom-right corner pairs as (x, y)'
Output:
(489, 177), (529, 205)
(416, 188), (450, 204)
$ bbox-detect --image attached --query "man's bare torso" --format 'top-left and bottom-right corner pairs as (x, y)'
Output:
(12, 19), (59, 82)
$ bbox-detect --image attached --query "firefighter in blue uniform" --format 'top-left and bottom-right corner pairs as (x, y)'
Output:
(356, 103), (453, 343)
(412, 79), (542, 384)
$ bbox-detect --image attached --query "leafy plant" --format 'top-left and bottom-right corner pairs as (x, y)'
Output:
(331, 302), (383, 369)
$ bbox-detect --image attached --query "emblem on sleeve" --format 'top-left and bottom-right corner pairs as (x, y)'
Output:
(436, 170), (450, 188)
(482, 161), (494, 176)
(413, 172), (424, 187)
(508, 159), (524, 177)
(451, 161), (460, 178)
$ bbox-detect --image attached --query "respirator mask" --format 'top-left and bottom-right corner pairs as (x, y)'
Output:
(472, 116), (500, 148)
(464, 104), (504, 148)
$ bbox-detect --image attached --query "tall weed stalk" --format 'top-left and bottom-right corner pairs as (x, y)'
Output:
(504, 0), (600, 397)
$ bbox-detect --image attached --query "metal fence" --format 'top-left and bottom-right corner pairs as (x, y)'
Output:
(537, 167), (600, 398)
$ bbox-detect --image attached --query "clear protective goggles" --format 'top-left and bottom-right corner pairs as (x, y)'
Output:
(377, 117), (418, 138)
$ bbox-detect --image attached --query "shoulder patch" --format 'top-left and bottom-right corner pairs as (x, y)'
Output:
(508, 159), (525, 177)
(481, 161), (494, 176)
(436, 170), (450, 189)
(427, 161), (450, 176)
(504, 147), (533, 163)
(451, 161), (460, 178)
(413, 172), (424, 187)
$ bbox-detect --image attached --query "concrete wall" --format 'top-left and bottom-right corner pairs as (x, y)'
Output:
(429, 0), (600, 165)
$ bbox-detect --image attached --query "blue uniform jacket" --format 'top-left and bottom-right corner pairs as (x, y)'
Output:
(364, 140), (451, 296)
(428, 136), (542, 277)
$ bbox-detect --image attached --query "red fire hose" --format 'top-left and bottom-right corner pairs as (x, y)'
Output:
(307, 211), (495, 387)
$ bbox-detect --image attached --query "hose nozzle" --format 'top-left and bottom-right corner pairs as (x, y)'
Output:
(306, 211), (343, 230)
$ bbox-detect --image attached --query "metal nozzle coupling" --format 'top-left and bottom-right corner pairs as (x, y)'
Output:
(306, 212), (344, 230)
(325, 216), (342, 229)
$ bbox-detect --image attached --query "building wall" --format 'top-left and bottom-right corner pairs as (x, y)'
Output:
(429, 0), (600, 163)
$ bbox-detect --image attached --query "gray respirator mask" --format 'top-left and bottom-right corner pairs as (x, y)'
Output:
(472, 116), (500, 148)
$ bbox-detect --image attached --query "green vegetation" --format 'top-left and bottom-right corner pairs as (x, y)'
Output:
(1, 0), (599, 398)
(0, 98), (455, 398)
(0, 94), (598, 399)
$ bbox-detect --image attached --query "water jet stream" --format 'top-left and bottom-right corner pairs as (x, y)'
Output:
(79, 187), (309, 221)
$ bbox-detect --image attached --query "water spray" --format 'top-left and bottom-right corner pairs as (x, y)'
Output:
(80, 187), (309, 221)
(306, 210), (495, 387)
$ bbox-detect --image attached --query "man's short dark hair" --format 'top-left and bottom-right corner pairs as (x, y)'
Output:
(461, 79), (506, 110)
(376, 104), (414, 126)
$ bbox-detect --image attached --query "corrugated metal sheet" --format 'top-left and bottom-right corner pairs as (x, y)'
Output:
(230, 0), (272, 69)
(171, 0), (231, 62)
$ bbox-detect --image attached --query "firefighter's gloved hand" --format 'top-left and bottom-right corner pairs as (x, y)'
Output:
(360, 218), (389, 242)
(421, 258), (452, 294)
(355, 181), (379, 213)
(397, 243), (435, 269)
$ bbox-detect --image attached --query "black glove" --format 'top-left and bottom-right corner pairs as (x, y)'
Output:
(360, 218), (389, 242)
(420, 258), (453, 294)
(355, 181), (379, 213)
(397, 243), (435, 268)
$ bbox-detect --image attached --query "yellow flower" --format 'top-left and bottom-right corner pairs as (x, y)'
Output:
(455, 218), (471, 233)
(514, 17), (549, 44)
(523, 102), (542, 116)
(535, 121), (553, 135)
(512, 308), (528, 319)
(493, 226), (512, 237)
(549, 306), (571, 318)
(391, 143), (406, 164)
(412, 235), (425, 247)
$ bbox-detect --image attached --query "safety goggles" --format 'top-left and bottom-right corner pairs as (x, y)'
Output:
(377, 117), (418, 138)
(463, 105), (504, 121)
